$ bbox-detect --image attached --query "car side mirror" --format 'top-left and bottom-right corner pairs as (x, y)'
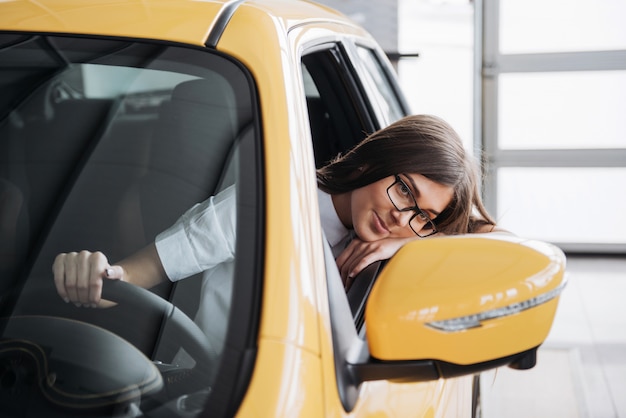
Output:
(347, 234), (566, 384)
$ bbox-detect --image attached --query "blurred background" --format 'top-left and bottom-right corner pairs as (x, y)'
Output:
(317, 0), (626, 252)
(316, 1), (625, 416)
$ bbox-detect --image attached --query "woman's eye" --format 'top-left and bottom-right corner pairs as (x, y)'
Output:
(397, 181), (412, 198)
(417, 212), (429, 222)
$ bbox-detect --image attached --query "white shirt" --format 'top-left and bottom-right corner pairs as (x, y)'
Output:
(154, 185), (350, 363)
(317, 188), (352, 257)
(155, 185), (236, 363)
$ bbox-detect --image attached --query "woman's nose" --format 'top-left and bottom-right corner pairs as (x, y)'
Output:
(392, 208), (413, 227)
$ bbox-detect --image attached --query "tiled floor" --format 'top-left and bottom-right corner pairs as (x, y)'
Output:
(481, 255), (626, 418)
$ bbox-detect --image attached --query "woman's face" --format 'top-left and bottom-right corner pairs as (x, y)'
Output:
(350, 173), (454, 241)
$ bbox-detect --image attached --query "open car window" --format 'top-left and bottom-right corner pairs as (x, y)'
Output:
(354, 45), (406, 126)
(301, 43), (404, 330)
(302, 41), (409, 410)
(0, 34), (260, 417)
(302, 45), (376, 168)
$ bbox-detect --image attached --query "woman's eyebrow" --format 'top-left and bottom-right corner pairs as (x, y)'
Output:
(402, 174), (442, 217)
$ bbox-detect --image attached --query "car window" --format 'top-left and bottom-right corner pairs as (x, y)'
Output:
(302, 42), (408, 410)
(0, 34), (259, 417)
(302, 46), (376, 167)
(355, 45), (406, 126)
(302, 44), (396, 329)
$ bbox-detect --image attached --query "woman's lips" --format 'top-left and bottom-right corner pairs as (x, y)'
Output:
(372, 212), (390, 235)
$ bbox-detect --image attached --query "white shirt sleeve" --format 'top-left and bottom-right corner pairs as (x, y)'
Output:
(155, 185), (237, 282)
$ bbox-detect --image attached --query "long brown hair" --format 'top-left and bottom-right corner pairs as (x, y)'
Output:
(316, 114), (495, 234)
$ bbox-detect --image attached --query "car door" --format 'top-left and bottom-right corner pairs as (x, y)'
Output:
(299, 38), (475, 417)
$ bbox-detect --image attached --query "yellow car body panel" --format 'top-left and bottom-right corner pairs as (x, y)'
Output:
(219, 7), (352, 417)
(366, 235), (566, 364)
(0, 0), (349, 46)
(218, 1), (326, 355)
(237, 339), (325, 417)
(217, 6), (473, 417)
(1, 0), (222, 45)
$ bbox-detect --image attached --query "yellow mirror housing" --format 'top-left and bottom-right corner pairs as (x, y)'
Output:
(365, 234), (566, 365)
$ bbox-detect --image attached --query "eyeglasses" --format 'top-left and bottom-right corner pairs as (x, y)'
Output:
(386, 175), (438, 238)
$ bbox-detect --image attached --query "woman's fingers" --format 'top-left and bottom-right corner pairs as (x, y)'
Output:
(336, 239), (371, 285)
(75, 251), (92, 305)
(52, 253), (71, 303)
(85, 252), (107, 307)
(336, 242), (362, 286)
(104, 265), (124, 279)
(342, 243), (379, 282)
(52, 250), (114, 307)
(336, 237), (416, 287)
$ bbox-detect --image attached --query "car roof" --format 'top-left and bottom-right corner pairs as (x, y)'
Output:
(0, 0), (352, 47)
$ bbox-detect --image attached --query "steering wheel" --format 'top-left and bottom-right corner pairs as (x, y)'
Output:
(100, 279), (218, 387)
(2, 278), (218, 413)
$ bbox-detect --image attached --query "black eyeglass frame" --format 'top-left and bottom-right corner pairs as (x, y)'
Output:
(386, 175), (438, 238)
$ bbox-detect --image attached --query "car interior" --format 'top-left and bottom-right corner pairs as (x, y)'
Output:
(0, 34), (259, 415)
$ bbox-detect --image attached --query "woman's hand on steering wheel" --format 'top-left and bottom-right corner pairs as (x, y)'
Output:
(52, 250), (124, 308)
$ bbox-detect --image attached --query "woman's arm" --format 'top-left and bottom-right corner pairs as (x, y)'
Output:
(52, 243), (167, 307)
(335, 236), (416, 289)
(336, 225), (511, 289)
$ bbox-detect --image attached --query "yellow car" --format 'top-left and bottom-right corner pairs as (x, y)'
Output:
(0, 1), (566, 417)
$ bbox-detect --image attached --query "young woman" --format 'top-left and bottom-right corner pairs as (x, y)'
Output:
(53, 114), (501, 313)
(316, 114), (500, 287)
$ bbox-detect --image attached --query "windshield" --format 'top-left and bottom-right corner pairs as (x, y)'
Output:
(0, 34), (258, 417)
